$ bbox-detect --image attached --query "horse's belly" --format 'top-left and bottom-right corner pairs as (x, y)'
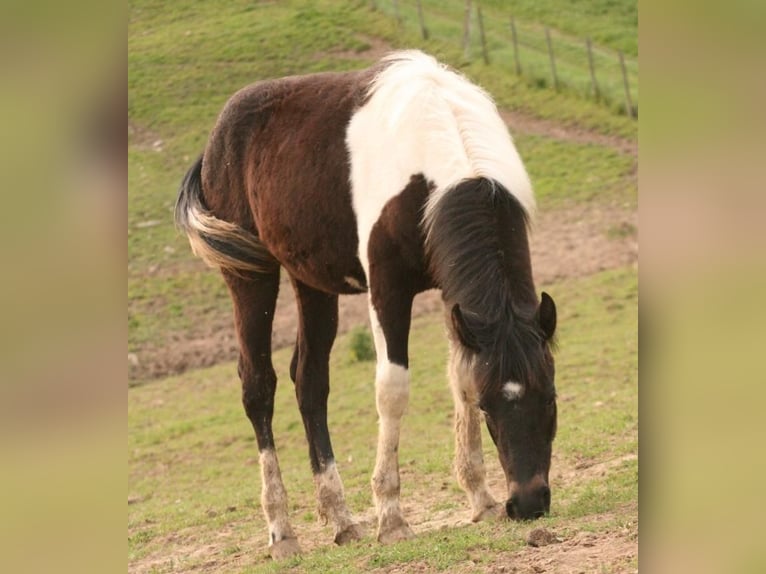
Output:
(257, 206), (368, 295)
(285, 242), (368, 295)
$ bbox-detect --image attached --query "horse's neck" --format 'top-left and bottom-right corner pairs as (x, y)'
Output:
(495, 222), (538, 311)
(436, 218), (537, 314)
(424, 175), (538, 318)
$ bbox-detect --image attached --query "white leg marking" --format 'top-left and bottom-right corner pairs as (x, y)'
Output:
(259, 449), (300, 556)
(369, 308), (414, 542)
(449, 343), (501, 522)
(314, 462), (363, 544)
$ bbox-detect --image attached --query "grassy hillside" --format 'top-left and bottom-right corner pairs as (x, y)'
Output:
(128, 0), (637, 378)
(478, 0), (637, 56)
(129, 266), (638, 573)
(375, 0), (638, 115)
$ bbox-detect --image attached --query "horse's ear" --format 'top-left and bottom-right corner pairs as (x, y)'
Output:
(538, 292), (557, 340)
(451, 304), (481, 353)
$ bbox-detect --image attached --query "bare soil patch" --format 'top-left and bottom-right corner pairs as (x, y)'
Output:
(128, 120), (165, 152)
(129, 198), (637, 383)
(480, 523), (638, 574)
(312, 34), (394, 63)
(500, 110), (637, 157)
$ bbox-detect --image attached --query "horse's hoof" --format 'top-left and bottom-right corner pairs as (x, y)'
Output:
(334, 523), (364, 545)
(377, 515), (415, 544)
(269, 537), (301, 560)
(378, 524), (415, 544)
(472, 503), (505, 523)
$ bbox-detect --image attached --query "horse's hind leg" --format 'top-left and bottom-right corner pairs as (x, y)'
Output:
(223, 269), (301, 560)
(448, 341), (503, 522)
(291, 278), (363, 545)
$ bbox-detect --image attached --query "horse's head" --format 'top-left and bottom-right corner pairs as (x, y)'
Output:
(451, 292), (558, 521)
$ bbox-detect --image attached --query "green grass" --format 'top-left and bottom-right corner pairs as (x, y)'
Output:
(382, 0), (637, 56)
(348, 327), (376, 363)
(128, 266), (637, 572)
(519, 136), (635, 207)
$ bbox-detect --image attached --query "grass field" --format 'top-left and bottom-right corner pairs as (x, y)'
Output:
(129, 0), (638, 571)
(129, 266), (638, 573)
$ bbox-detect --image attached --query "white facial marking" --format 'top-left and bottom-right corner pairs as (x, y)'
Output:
(502, 381), (524, 401)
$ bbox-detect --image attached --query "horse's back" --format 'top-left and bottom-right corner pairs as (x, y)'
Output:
(201, 68), (378, 293)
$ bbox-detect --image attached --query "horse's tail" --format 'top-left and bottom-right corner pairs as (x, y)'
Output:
(174, 155), (279, 274)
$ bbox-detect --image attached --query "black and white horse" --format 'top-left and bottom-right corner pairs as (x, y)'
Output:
(176, 50), (558, 559)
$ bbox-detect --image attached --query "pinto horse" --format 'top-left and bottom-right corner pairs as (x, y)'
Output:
(176, 50), (558, 559)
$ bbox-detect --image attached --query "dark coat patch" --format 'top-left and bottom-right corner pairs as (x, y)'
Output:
(368, 174), (436, 367)
(201, 69), (379, 294)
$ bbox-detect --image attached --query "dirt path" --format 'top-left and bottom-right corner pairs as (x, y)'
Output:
(500, 109), (637, 156)
(130, 195), (637, 383)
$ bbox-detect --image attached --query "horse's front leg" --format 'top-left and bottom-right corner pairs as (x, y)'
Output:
(369, 291), (416, 543)
(448, 341), (504, 522)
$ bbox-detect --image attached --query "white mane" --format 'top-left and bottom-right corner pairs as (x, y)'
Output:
(346, 50), (535, 276)
(364, 50), (535, 220)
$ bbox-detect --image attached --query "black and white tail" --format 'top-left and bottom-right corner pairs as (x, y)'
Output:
(174, 155), (279, 274)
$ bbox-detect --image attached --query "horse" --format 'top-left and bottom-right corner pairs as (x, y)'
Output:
(175, 50), (558, 559)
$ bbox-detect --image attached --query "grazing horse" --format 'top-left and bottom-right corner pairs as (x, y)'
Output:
(175, 50), (558, 559)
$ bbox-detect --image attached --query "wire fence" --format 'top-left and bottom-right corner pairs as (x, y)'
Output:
(370, 0), (638, 118)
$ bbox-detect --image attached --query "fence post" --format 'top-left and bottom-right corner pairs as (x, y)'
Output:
(586, 37), (600, 100)
(417, 0), (428, 40)
(509, 16), (521, 75)
(545, 28), (559, 91)
(477, 4), (489, 64)
(618, 51), (635, 118)
(463, 0), (472, 59)
(416, 0), (429, 40)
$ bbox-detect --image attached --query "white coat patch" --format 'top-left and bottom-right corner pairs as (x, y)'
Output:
(346, 50), (534, 278)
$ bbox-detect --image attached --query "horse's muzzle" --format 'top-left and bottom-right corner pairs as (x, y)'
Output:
(505, 483), (551, 520)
